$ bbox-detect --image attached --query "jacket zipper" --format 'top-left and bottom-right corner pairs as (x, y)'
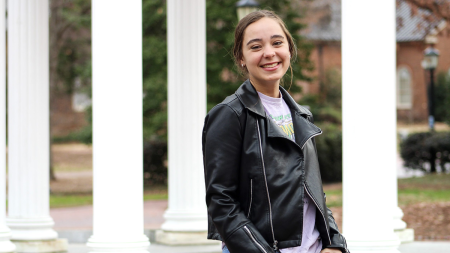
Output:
(247, 179), (253, 218)
(244, 225), (268, 253)
(304, 185), (331, 245)
(256, 121), (278, 251)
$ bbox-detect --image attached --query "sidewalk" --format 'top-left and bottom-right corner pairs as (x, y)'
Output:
(67, 243), (222, 253)
(65, 241), (450, 253)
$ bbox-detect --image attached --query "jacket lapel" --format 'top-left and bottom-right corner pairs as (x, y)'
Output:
(235, 80), (322, 149)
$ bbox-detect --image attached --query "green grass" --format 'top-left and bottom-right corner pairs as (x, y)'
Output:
(46, 173), (450, 208)
(53, 166), (92, 172)
(49, 191), (168, 208)
(323, 173), (450, 208)
(398, 189), (450, 206)
(398, 173), (450, 189)
(50, 195), (93, 208)
(323, 189), (342, 208)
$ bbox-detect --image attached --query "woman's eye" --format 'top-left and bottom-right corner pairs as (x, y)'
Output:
(251, 45), (261, 50)
(274, 41), (283, 46)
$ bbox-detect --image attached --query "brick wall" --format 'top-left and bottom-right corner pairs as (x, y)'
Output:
(304, 29), (450, 122)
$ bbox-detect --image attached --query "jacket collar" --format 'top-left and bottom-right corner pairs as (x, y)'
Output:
(235, 79), (320, 149)
(235, 79), (312, 118)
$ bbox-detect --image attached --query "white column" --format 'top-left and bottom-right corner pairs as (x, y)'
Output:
(342, 0), (400, 252)
(0, 0), (16, 252)
(160, 0), (208, 242)
(87, 1), (149, 252)
(392, 160), (412, 242)
(6, 1), (68, 252)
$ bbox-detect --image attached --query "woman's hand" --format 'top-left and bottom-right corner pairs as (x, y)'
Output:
(320, 248), (342, 253)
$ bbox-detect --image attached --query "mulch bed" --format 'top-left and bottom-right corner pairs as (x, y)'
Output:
(329, 202), (450, 241)
(402, 202), (450, 241)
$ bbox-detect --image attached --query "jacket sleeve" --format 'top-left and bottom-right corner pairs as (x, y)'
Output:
(307, 113), (349, 253)
(324, 206), (349, 253)
(203, 104), (275, 253)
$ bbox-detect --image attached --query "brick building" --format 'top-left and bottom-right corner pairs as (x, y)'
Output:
(302, 0), (450, 122)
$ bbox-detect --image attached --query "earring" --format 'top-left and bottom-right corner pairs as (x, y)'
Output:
(242, 64), (245, 67)
(289, 54), (291, 58)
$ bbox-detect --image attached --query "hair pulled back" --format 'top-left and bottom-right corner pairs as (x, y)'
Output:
(232, 10), (297, 78)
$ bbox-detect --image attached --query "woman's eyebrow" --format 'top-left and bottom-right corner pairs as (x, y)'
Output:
(246, 35), (285, 45)
(246, 38), (262, 45)
(271, 34), (284, 39)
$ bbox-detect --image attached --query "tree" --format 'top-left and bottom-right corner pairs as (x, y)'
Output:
(142, 0), (168, 140)
(49, 0), (92, 180)
(142, 0), (314, 140)
(404, 0), (450, 21)
(49, 0), (92, 95)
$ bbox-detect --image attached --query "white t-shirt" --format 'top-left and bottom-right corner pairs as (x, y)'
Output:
(258, 91), (322, 253)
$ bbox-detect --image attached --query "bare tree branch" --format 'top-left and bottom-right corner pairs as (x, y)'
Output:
(404, 0), (450, 21)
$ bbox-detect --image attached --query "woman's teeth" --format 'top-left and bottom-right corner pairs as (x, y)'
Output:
(262, 62), (278, 68)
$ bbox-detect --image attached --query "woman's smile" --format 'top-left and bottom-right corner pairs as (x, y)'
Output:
(260, 62), (281, 70)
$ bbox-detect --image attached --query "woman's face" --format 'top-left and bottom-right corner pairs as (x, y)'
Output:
(241, 17), (290, 88)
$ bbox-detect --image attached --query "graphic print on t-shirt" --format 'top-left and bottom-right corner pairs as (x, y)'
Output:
(257, 91), (295, 141)
(268, 113), (295, 140)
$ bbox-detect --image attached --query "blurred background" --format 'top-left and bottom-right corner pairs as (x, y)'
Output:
(23, 0), (449, 242)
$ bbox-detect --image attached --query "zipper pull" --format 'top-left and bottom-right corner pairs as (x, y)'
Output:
(273, 240), (278, 251)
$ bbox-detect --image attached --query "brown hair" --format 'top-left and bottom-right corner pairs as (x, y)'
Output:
(232, 10), (297, 85)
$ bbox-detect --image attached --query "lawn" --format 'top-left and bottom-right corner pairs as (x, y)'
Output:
(47, 173), (450, 208)
(324, 173), (450, 208)
(49, 186), (168, 208)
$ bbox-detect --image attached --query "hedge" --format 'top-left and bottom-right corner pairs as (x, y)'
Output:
(315, 123), (342, 183)
(400, 131), (450, 173)
(143, 140), (168, 186)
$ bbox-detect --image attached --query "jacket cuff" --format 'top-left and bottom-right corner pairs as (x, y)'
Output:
(225, 223), (275, 253)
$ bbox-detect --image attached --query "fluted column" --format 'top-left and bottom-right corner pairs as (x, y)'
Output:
(87, 1), (149, 252)
(0, 0), (15, 252)
(158, 0), (209, 245)
(342, 0), (400, 252)
(7, 1), (67, 252)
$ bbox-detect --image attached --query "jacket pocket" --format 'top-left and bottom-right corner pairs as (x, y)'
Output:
(243, 225), (268, 253)
(247, 179), (253, 218)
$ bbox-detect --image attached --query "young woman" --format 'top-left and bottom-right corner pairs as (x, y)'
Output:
(202, 10), (349, 253)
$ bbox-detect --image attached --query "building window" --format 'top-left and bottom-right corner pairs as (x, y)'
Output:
(397, 67), (412, 109)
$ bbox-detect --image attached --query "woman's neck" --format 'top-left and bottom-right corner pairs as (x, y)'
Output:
(250, 79), (280, 98)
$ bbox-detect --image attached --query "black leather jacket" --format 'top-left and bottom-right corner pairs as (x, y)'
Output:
(202, 80), (349, 253)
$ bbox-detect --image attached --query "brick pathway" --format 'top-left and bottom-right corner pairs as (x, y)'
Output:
(51, 200), (167, 230)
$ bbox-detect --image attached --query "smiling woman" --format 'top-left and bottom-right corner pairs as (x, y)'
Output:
(233, 11), (297, 98)
(202, 10), (349, 253)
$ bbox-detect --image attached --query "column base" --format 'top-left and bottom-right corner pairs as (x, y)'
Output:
(87, 234), (150, 253)
(394, 228), (414, 243)
(6, 217), (58, 240)
(161, 210), (208, 232)
(0, 240), (16, 253)
(392, 207), (407, 231)
(0, 229), (16, 252)
(155, 230), (220, 246)
(12, 238), (67, 253)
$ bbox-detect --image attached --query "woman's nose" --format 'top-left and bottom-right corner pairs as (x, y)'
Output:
(263, 49), (275, 58)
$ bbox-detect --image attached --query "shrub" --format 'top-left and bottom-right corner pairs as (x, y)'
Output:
(435, 72), (450, 124)
(315, 123), (342, 183)
(143, 140), (168, 186)
(400, 131), (450, 173)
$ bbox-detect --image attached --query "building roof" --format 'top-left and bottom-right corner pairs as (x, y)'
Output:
(302, 0), (443, 42)
(396, 0), (442, 42)
(302, 0), (341, 41)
